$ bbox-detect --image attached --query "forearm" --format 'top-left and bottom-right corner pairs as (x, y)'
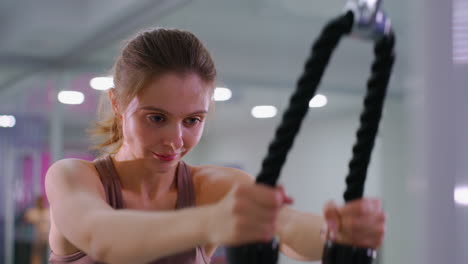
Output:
(277, 207), (326, 261)
(87, 205), (212, 264)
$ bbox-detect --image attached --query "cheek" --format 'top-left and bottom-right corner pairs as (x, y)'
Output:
(185, 125), (205, 146)
(123, 116), (150, 143)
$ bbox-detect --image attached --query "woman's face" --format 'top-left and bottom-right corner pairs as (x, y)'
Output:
(119, 72), (211, 169)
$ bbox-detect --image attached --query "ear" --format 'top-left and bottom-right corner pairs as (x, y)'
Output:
(108, 88), (121, 118)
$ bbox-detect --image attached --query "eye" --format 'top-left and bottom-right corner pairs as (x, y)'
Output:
(148, 115), (165, 123)
(184, 117), (202, 126)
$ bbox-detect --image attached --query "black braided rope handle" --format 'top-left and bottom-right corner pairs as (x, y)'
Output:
(227, 11), (395, 264)
(343, 28), (395, 202)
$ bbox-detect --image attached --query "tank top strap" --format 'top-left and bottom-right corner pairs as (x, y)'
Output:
(93, 155), (124, 209)
(175, 161), (196, 209)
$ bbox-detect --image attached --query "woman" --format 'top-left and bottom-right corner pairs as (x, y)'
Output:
(46, 28), (385, 264)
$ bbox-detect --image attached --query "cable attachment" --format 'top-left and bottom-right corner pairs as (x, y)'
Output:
(345, 0), (392, 40)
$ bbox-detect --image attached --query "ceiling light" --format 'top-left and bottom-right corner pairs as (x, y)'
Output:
(455, 186), (468, 206)
(309, 94), (328, 108)
(0, 115), (16, 128)
(453, 0), (468, 64)
(251, 105), (277, 118)
(90, 77), (114, 90)
(214, 87), (232, 101)
(58, 91), (85, 105)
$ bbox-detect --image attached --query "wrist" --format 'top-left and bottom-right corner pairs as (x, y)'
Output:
(198, 204), (217, 245)
(277, 206), (298, 241)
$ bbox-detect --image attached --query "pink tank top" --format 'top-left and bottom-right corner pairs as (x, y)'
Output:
(49, 156), (210, 264)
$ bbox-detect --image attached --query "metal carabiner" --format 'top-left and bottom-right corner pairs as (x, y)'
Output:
(345, 0), (392, 40)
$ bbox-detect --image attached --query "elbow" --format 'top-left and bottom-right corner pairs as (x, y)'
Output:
(86, 227), (112, 263)
(88, 236), (129, 264)
(83, 211), (146, 264)
(88, 242), (139, 264)
(84, 213), (118, 264)
(88, 241), (109, 263)
(86, 226), (138, 264)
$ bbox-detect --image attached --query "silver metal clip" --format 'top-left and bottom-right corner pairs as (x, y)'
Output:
(345, 0), (392, 40)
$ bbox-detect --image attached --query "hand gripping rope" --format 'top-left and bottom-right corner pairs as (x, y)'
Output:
(227, 0), (395, 263)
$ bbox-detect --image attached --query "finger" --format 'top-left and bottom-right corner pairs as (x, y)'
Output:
(340, 230), (384, 249)
(341, 210), (385, 234)
(337, 199), (384, 240)
(235, 197), (278, 223)
(323, 200), (340, 220)
(339, 198), (382, 217)
(339, 212), (386, 247)
(276, 185), (294, 204)
(242, 184), (283, 208)
(323, 200), (341, 237)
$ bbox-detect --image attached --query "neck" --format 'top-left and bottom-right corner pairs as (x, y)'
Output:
(112, 149), (178, 199)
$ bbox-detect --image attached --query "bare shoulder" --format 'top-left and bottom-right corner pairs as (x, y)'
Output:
(45, 158), (105, 202)
(188, 164), (254, 206)
(46, 158), (96, 184)
(47, 158), (96, 175)
(46, 159), (110, 255)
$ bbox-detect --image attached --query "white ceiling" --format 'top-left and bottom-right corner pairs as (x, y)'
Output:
(0, 0), (409, 149)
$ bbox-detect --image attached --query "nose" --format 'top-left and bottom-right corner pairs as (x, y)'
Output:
(161, 122), (183, 151)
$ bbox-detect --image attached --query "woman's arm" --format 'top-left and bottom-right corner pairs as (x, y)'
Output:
(196, 167), (326, 260)
(46, 159), (213, 264)
(198, 167), (385, 262)
(277, 199), (386, 261)
(195, 167), (326, 260)
(277, 207), (326, 261)
(47, 160), (287, 264)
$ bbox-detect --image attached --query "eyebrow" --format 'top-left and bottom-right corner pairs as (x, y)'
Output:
(139, 106), (208, 116)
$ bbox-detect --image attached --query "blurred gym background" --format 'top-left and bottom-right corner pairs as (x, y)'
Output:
(0, 0), (467, 263)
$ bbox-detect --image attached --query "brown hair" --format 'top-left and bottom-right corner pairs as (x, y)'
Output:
(90, 28), (216, 153)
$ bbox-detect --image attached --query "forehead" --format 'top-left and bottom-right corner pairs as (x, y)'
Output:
(129, 72), (211, 114)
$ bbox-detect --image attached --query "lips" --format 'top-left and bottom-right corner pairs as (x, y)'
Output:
(153, 152), (178, 162)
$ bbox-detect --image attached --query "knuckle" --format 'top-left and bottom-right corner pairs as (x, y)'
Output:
(380, 212), (387, 222)
(371, 236), (384, 248)
(373, 199), (382, 209)
(272, 222), (279, 234)
(234, 186), (245, 198)
(231, 232), (242, 243)
(349, 218), (360, 230)
(262, 228), (274, 241)
(271, 191), (279, 203)
(377, 237), (384, 247)
(347, 227), (357, 238)
(232, 200), (244, 215)
(233, 218), (246, 233)
(357, 203), (368, 215)
(266, 208), (277, 219)
(378, 225), (386, 237)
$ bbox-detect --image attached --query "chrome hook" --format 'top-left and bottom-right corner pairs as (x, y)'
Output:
(345, 0), (392, 40)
